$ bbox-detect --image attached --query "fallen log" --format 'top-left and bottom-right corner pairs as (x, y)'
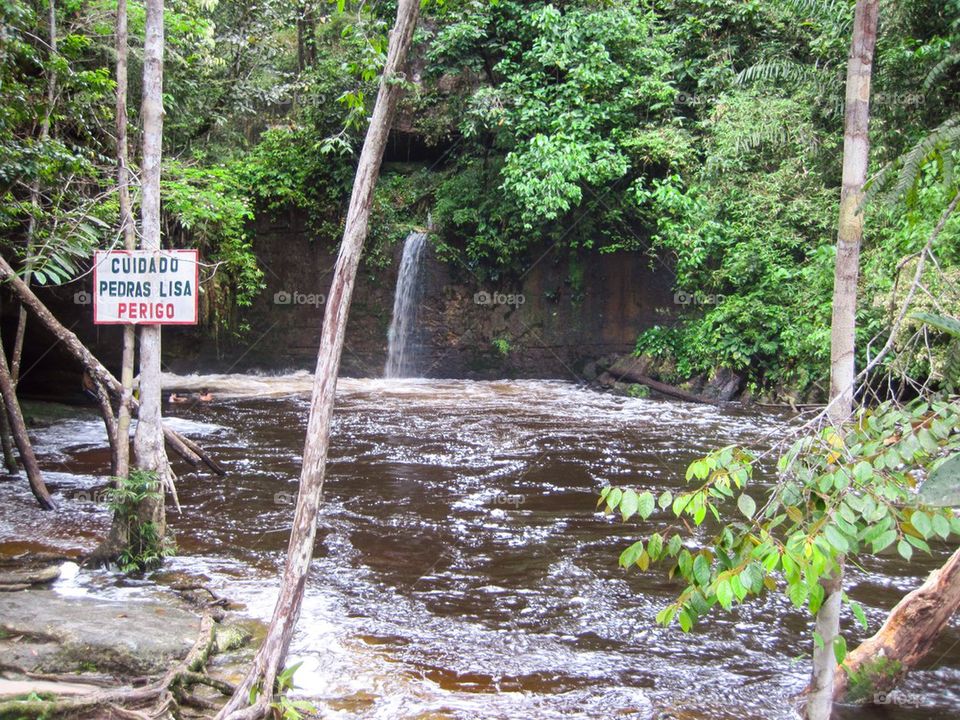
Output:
(832, 545), (960, 703)
(598, 369), (719, 405)
(0, 255), (220, 474)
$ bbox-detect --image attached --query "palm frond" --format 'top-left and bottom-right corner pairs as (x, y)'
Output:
(924, 52), (960, 92)
(736, 59), (817, 86)
(890, 117), (960, 203)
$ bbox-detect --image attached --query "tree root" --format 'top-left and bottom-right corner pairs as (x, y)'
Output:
(0, 614), (237, 720)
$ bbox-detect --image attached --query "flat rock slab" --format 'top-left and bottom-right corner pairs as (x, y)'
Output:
(0, 678), (102, 698)
(0, 588), (200, 675)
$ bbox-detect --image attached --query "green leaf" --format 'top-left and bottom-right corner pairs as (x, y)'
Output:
(932, 513), (951, 540)
(897, 539), (913, 561)
(912, 311), (960, 338)
(872, 529), (898, 553)
(647, 533), (664, 561)
(849, 600), (868, 631)
(637, 491), (656, 520)
(917, 453), (960, 507)
(618, 541), (644, 568)
(824, 525), (849, 554)
(737, 493), (756, 519)
(910, 510), (933, 540)
(716, 579), (734, 610)
(693, 554), (711, 587)
(833, 635), (848, 664)
(620, 489), (639, 521)
(788, 581), (809, 608)
(658, 490), (673, 510)
(678, 608), (693, 632)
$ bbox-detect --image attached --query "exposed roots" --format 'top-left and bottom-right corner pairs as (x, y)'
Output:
(0, 615), (238, 720)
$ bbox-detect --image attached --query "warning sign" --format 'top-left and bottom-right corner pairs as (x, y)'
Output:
(93, 249), (199, 325)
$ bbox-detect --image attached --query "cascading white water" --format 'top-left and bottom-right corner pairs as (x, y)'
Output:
(384, 231), (429, 378)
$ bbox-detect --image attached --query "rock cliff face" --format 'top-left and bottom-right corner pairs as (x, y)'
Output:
(13, 209), (676, 389)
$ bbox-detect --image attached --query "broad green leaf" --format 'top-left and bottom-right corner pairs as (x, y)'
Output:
(910, 510), (933, 539)
(716, 579), (734, 610)
(737, 493), (756, 519)
(824, 525), (849, 554)
(620, 489), (639, 521)
(917, 453), (960, 507)
(932, 513), (951, 540)
(637, 491), (656, 520)
(658, 490), (673, 510)
(897, 539), (913, 561)
(833, 635), (847, 664)
(872, 529), (898, 553)
(619, 541), (644, 568)
(788, 581), (808, 608)
(693, 554), (711, 587)
(912, 311), (960, 338)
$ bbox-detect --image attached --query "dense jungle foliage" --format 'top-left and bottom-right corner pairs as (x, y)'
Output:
(1, 0), (958, 396)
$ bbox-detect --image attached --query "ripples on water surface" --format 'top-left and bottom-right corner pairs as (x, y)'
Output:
(2, 374), (958, 720)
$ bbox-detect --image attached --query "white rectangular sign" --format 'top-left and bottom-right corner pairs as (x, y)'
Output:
(93, 249), (199, 325)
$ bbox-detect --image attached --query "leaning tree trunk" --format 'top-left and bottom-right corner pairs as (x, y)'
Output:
(0, 253), (217, 472)
(214, 2), (420, 718)
(132, 0), (170, 540)
(115, 0), (136, 479)
(809, 3), (880, 720)
(834, 546), (960, 702)
(0, 329), (53, 509)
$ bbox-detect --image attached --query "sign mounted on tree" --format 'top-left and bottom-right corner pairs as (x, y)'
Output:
(93, 249), (199, 325)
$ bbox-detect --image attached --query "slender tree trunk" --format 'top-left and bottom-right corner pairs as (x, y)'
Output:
(115, 0), (136, 479)
(215, 3), (420, 717)
(834, 546), (960, 702)
(0, 409), (18, 474)
(809, 3), (879, 720)
(827, 0), (879, 426)
(12, 0), (58, 386)
(132, 0), (170, 542)
(0, 331), (53, 509)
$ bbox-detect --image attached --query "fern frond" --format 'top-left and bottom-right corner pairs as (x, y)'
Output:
(774, 0), (853, 32)
(923, 52), (960, 92)
(736, 59), (817, 87)
(889, 117), (960, 203)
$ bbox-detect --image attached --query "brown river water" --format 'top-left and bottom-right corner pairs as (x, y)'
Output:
(1, 373), (958, 719)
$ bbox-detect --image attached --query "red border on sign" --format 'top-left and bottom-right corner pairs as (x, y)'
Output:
(93, 249), (200, 325)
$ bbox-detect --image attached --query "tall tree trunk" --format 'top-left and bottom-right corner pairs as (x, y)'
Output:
(809, 3), (880, 720)
(11, 0), (58, 386)
(132, 0), (170, 541)
(214, 3), (420, 717)
(0, 330), (53, 509)
(834, 546), (960, 702)
(115, 0), (136, 480)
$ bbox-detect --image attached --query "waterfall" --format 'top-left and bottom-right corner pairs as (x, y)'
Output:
(384, 231), (429, 378)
